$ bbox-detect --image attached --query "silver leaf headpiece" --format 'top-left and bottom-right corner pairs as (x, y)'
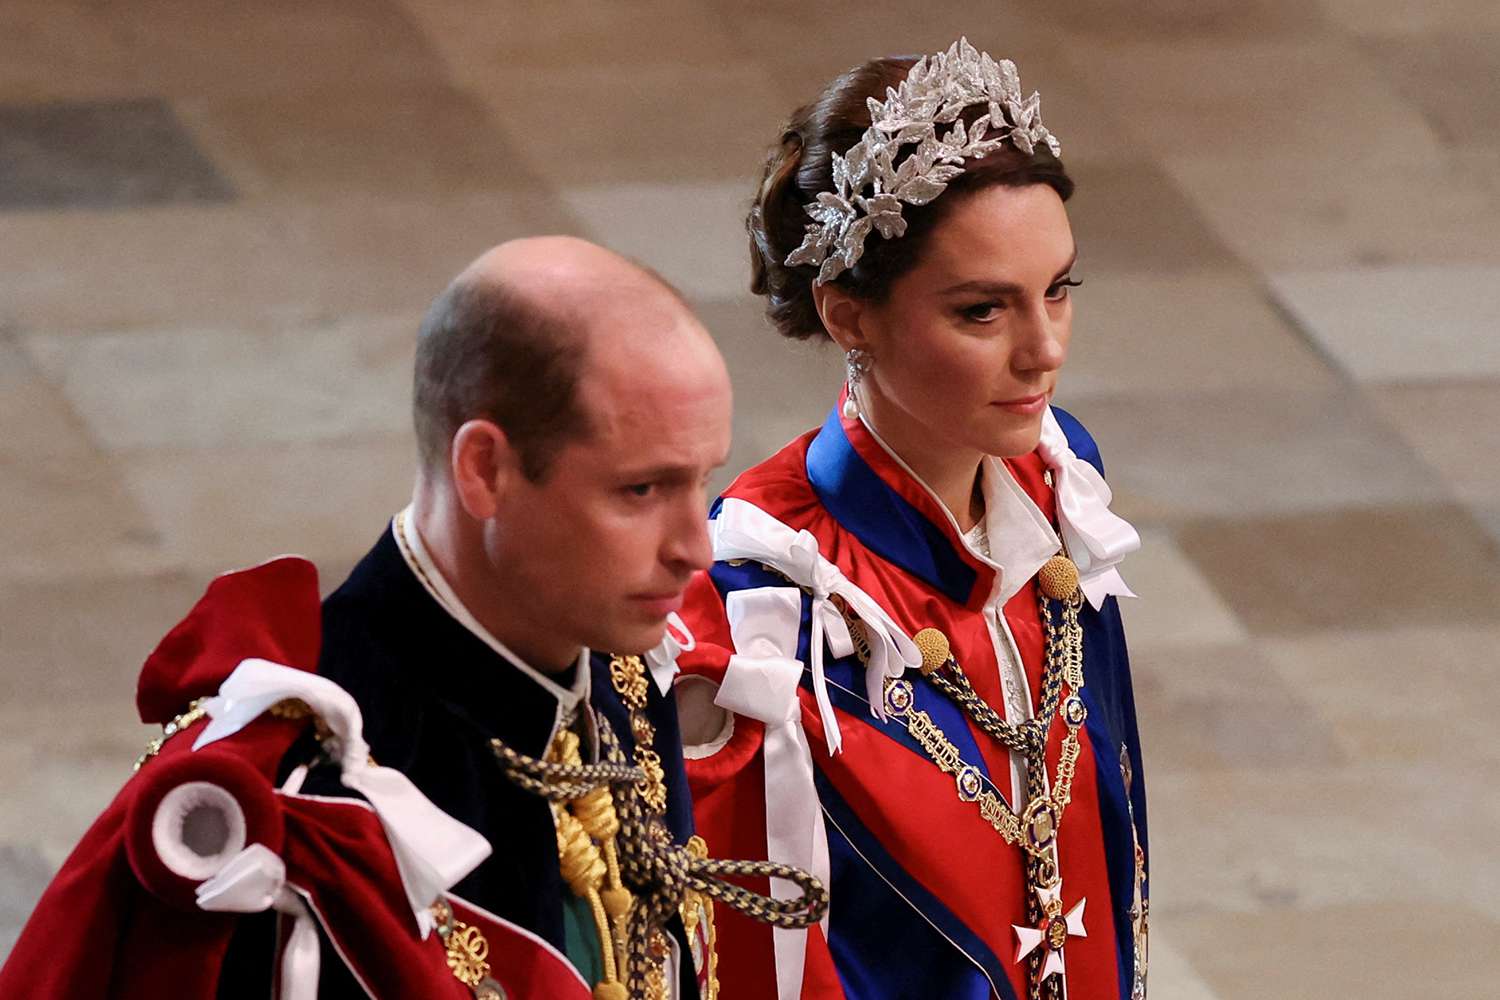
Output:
(785, 37), (1062, 286)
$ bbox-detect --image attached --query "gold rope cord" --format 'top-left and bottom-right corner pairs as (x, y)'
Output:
(489, 667), (827, 1000)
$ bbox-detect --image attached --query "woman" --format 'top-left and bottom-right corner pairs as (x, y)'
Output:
(675, 40), (1148, 1000)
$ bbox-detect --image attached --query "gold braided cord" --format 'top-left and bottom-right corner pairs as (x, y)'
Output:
(851, 563), (1087, 1000)
(490, 716), (827, 1000)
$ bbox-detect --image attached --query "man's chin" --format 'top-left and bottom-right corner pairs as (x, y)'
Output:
(593, 619), (669, 657)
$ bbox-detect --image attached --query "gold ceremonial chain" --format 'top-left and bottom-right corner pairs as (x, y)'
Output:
(853, 553), (1088, 1000)
(490, 657), (826, 1000)
(133, 698), (209, 770)
(431, 899), (508, 999)
(133, 696), (332, 772)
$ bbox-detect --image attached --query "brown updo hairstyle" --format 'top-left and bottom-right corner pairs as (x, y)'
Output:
(749, 55), (1074, 341)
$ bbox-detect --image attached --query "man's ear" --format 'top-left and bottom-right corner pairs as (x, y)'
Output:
(811, 282), (871, 355)
(449, 419), (517, 521)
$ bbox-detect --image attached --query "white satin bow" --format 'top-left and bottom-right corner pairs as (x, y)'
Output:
(714, 586), (830, 1000)
(1038, 409), (1140, 609)
(194, 658), (492, 938)
(196, 844), (321, 1000)
(712, 498), (921, 755)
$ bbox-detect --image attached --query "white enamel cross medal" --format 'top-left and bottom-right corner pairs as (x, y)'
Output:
(1013, 881), (1087, 981)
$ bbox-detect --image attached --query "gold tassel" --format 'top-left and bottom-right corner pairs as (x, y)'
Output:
(550, 732), (631, 999)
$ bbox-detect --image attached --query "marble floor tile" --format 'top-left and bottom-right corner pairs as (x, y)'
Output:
(106, 0), (445, 100)
(23, 315), (417, 452)
(0, 336), (94, 463)
(1366, 380), (1500, 505)
(558, 181), (759, 301)
(1057, 387), (1445, 523)
(1268, 266), (1500, 382)
(0, 452), (172, 582)
(1360, 31), (1500, 149)
(478, 62), (788, 186)
(1131, 640), (1342, 775)
(1140, 922), (1222, 1000)
(0, 701), (154, 869)
(1259, 624), (1500, 768)
(0, 338), (177, 581)
(0, 573), (203, 704)
(1026, 62), (1147, 167)
(710, 0), (1055, 74)
(1165, 148), (1500, 271)
(1318, 0), (1500, 38)
(1146, 764), (1498, 920)
(1477, 506), (1500, 553)
(1115, 530), (1248, 647)
(1174, 503), (1500, 634)
(0, 4), (143, 102)
(1061, 270), (1339, 397)
(1065, 38), (1442, 162)
(400, 0), (741, 73)
(0, 845), (53, 959)
(0, 192), (574, 332)
(1064, 162), (1240, 274)
(191, 85), (530, 197)
(1170, 902), (1500, 998)
(1037, 0), (1321, 41)
(0, 98), (234, 210)
(118, 436), (419, 574)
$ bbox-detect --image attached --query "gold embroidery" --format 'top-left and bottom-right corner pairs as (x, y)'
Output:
(609, 655), (668, 817)
(680, 835), (720, 1000)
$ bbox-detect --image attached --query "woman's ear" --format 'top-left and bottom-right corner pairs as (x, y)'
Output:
(812, 282), (872, 355)
(449, 419), (517, 521)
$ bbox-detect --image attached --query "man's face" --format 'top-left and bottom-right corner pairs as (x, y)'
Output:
(484, 316), (732, 666)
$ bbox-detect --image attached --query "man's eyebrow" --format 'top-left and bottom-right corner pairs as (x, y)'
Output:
(615, 463), (699, 481)
(937, 247), (1080, 297)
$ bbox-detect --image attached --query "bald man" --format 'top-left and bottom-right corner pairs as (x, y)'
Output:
(1, 238), (735, 1000)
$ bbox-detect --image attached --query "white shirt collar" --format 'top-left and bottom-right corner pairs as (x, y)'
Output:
(390, 505), (591, 715)
(857, 416), (1060, 608)
(974, 458), (1062, 607)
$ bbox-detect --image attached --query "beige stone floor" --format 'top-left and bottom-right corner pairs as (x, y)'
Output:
(3, 1), (1498, 995)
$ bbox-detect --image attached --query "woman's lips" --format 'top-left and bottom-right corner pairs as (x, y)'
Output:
(992, 392), (1049, 415)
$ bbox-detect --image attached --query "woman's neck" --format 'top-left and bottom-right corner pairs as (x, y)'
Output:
(860, 389), (986, 532)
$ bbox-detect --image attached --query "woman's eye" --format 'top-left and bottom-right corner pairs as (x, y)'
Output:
(1047, 277), (1083, 301)
(961, 301), (1004, 323)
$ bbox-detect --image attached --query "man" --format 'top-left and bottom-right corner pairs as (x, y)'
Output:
(0, 237), (793, 998)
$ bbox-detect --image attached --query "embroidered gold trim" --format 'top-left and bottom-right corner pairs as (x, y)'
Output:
(133, 699), (208, 771)
(609, 655), (668, 816)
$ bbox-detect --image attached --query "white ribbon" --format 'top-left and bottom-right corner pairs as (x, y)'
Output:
(712, 498), (920, 756)
(643, 611), (696, 697)
(717, 587), (830, 1000)
(196, 843), (319, 1000)
(193, 658), (492, 938)
(277, 889), (321, 1000)
(1038, 409), (1141, 609)
(194, 842), (285, 912)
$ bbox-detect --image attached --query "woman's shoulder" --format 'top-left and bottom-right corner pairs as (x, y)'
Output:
(712, 425), (827, 531)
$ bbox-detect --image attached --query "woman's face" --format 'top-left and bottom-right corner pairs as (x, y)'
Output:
(852, 182), (1077, 461)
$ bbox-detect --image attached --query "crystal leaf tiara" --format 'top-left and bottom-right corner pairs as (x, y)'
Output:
(785, 37), (1062, 286)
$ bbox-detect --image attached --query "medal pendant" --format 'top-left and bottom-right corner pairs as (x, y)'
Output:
(1013, 881), (1087, 982)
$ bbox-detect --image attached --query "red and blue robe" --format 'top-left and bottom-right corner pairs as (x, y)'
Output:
(679, 404), (1148, 1000)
